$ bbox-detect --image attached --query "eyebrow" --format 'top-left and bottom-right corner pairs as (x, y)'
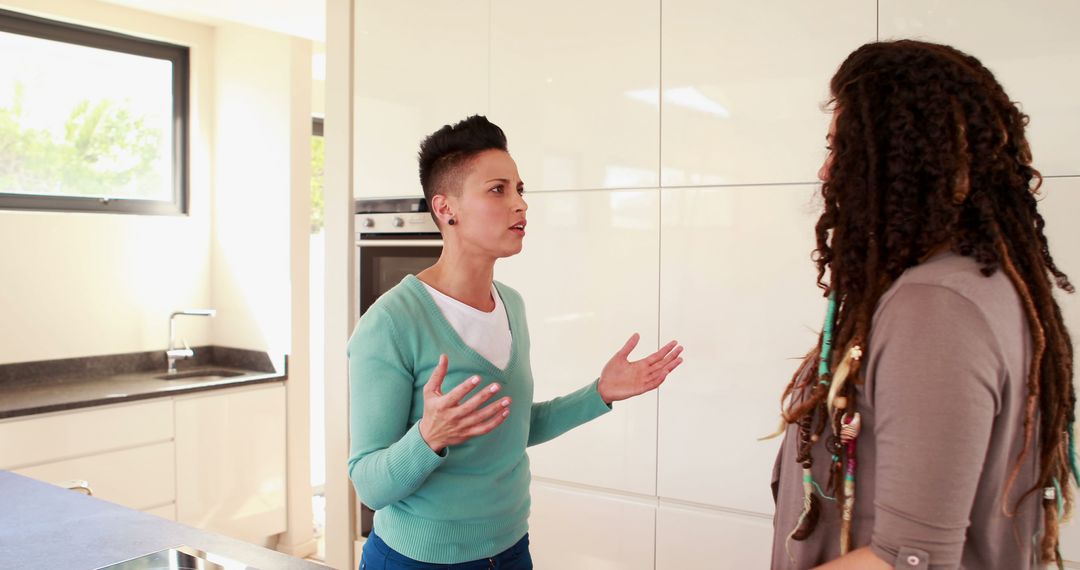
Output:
(485, 177), (525, 186)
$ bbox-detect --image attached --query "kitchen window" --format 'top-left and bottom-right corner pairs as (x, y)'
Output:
(0, 8), (189, 215)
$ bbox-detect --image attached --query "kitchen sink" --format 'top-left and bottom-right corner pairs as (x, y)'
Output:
(155, 369), (246, 381)
(96, 545), (255, 569)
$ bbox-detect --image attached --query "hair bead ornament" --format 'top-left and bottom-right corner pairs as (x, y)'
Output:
(839, 412), (862, 554)
(840, 413), (861, 444)
(828, 343), (863, 415)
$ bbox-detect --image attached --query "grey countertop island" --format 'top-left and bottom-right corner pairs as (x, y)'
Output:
(0, 471), (330, 570)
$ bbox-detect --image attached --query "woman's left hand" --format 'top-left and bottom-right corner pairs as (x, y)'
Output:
(597, 333), (684, 405)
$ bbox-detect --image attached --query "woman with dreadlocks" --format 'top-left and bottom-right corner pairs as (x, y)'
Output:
(769, 40), (1076, 569)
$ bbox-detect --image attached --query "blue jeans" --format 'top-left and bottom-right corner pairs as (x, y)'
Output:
(359, 530), (533, 570)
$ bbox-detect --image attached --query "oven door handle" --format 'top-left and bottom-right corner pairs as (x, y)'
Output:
(356, 239), (444, 247)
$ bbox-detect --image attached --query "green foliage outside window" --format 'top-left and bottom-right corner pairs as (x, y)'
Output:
(0, 83), (163, 199)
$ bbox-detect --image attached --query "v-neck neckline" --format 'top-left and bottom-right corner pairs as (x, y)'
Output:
(405, 274), (520, 377)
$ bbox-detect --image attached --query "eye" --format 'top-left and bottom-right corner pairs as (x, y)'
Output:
(517, 186), (525, 196)
(489, 184), (504, 194)
(825, 145), (833, 151)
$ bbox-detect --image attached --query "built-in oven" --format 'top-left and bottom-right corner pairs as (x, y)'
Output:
(353, 197), (443, 538)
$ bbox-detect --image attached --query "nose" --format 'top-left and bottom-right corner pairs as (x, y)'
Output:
(514, 193), (528, 212)
(818, 156), (831, 183)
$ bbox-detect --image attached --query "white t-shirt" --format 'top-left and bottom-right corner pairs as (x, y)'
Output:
(421, 282), (513, 369)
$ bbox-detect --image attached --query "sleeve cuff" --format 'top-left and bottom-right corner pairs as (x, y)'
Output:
(590, 379), (614, 413)
(385, 421), (447, 487)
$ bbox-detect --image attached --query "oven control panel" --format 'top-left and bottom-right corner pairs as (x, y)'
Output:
(355, 212), (439, 236)
(355, 197), (441, 237)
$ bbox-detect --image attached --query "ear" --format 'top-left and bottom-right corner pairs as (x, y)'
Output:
(430, 193), (454, 226)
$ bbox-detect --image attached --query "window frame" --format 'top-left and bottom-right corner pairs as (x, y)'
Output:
(0, 8), (190, 215)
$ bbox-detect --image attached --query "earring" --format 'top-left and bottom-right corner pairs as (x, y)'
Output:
(447, 218), (456, 226)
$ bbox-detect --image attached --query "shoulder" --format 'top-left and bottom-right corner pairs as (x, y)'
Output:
(368, 275), (435, 320)
(876, 252), (1018, 325)
(348, 276), (431, 348)
(870, 253), (1020, 371)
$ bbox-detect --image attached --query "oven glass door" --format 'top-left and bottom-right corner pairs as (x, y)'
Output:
(358, 243), (442, 316)
(355, 240), (441, 537)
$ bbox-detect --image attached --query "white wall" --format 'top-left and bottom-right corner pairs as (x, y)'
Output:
(210, 23), (309, 356)
(0, 0), (214, 364)
(350, 1), (1080, 568)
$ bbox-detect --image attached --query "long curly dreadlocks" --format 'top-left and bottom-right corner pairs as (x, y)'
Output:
(779, 40), (1076, 565)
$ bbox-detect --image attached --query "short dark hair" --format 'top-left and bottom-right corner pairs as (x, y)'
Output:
(417, 115), (508, 211)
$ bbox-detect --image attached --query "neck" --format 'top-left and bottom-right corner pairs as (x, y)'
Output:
(417, 245), (496, 311)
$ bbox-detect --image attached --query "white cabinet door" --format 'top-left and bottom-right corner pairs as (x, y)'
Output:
(529, 480), (655, 570)
(14, 441), (175, 511)
(175, 384), (287, 543)
(656, 502), (773, 569)
(0, 399), (173, 470)
(354, 0), (489, 199)
(657, 186), (822, 514)
(879, 0), (1080, 177)
(491, 0), (659, 192)
(661, 0), (875, 187)
(496, 189), (660, 495)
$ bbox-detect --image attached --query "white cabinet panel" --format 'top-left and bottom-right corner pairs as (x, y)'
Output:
(491, 0), (659, 191)
(656, 502), (773, 569)
(0, 399), (173, 470)
(496, 190), (660, 495)
(879, 1), (1080, 177)
(175, 384), (287, 543)
(14, 441), (175, 511)
(658, 186), (823, 513)
(661, 0), (875, 186)
(530, 481), (655, 570)
(354, 0), (488, 199)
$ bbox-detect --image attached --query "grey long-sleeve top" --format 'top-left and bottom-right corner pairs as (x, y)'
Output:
(771, 252), (1041, 569)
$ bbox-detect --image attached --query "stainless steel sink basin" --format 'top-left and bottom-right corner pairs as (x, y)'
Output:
(96, 545), (256, 569)
(155, 369), (245, 381)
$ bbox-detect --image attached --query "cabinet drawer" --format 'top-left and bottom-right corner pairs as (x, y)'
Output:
(14, 441), (175, 511)
(0, 399), (173, 469)
(176, 384), (286, 542)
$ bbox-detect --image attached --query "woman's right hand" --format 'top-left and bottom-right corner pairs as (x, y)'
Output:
(418, 354), (512, 453)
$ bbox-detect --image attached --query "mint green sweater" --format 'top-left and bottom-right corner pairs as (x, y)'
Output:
(347, 275), (612, 564)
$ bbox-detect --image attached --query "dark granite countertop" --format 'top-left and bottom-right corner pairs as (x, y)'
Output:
(0, 347), (287, 419)
(0, 470), (327, 569)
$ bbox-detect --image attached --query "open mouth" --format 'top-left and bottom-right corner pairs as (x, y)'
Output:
(509, 221), (526, 235)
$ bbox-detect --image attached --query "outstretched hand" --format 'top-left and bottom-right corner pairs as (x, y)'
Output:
(418, 354), (512, 453)
(597, 333), (684, 405)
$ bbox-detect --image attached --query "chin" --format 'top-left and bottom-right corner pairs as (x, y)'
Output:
(499, 244), (524, 258)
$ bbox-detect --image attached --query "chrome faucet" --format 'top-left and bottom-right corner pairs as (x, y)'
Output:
(167, 309), (216, 374)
